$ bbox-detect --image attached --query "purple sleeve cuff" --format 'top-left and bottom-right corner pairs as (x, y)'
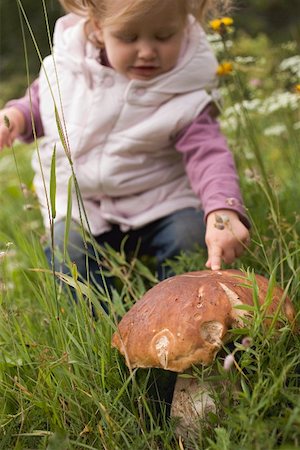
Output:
(6, 79), (44, 143)
(175, 104), (250, 228)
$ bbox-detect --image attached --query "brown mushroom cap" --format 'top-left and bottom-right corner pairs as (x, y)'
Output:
(112, 269), (295, 372)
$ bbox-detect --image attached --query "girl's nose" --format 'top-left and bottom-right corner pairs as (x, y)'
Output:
(137, 41), (156, 60)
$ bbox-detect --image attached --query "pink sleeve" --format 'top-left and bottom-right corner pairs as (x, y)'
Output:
(175, 105), (250, 227)
(6, 79), (44, 143)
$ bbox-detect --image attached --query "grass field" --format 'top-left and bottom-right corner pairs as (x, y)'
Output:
(0, 18), (300, 450)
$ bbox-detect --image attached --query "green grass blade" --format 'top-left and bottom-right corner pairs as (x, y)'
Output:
(50, 145), (57, 219)
(54, 105), (71, 161)
(64, 176), (73, 260)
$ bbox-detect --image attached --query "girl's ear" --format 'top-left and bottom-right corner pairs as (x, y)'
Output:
(90, 18), (105, 48)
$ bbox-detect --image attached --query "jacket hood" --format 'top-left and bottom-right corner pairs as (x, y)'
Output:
(52, 13), (218, 95)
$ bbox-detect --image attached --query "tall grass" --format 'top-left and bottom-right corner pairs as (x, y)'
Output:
(0, 4), (300, 449)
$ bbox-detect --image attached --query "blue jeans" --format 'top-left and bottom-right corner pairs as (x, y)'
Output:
(45, 207), (206, 291)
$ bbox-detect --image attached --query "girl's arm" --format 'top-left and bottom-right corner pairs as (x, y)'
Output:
(175, 104), (250, 270)
(3, 78), (44, 144)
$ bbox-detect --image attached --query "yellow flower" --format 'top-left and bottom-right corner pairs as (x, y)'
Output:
(295, 84), (300, 93)
(210, 17), (234, 32)
(217, 62), (233, 76)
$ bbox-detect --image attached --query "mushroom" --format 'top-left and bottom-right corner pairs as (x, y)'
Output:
(112, 269), (295, 371)
(112, 269), (295, 435)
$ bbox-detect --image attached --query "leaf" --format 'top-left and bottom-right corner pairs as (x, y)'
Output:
(2, 354), (23, 367)
(233, 303), (256, 312)
(229, 327), (251, 335)
(46, 430), (70, 450)
(240, 378), (251, 399)
(134, 259), (158, 282)
(55, 272), (97, 301)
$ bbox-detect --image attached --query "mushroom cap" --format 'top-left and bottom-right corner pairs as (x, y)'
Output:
(112, 269), (295, 372)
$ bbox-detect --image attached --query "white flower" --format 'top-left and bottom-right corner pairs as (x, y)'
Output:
(279, 55), (300, 76)
(243, 99), (263, 111)
(293, 121), (300, 130)
(207, 34), (233, 53)
(207, 34), (222, 43)
(258, 92), (299, 114)
(264, 124), (287, 137)
(223, 354), (235, 371)
(281, 41), (297, 52)
(224, 99), (263, 117)
(220, 115), (238, 131)
(235, 56), (256, 64)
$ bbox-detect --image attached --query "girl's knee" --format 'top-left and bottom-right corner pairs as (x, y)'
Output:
(45, 220), (87, 273)
(155, 208), (206, 261)
(167, 209), (205, 252)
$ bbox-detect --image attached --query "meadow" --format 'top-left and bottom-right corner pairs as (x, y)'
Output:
(0, 13), (300, 450)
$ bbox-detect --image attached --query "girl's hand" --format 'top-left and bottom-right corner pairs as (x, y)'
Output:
(205, 209), (250, 270)
(0, 107), (25, 150)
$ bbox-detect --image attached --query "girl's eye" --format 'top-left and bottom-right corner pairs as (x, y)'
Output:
(156, 33), (174, 41)
(115, 34), (137, 43)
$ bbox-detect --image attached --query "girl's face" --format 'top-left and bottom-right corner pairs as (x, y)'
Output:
(95, 0), (186, 80)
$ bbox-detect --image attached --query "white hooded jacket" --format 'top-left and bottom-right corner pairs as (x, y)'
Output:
(34, 14), (219, 234)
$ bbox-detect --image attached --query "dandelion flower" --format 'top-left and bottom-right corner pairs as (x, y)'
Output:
(220, 17), (234, 27)
(217, 62), (233, 76)
(210, 17), (234, 33)
(295, 84), (300, 93)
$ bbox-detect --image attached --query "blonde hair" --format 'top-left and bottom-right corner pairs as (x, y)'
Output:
(58, 0), (231, 25)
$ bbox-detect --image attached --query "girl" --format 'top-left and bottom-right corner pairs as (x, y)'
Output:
(0, 0), (250, 290)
